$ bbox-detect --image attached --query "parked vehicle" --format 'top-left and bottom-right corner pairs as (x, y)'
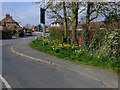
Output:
(26, 31), (32, 36)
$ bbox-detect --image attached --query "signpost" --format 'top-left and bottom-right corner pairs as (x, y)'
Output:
(40, 8), (45, 24)
(40, 7), (45, 46)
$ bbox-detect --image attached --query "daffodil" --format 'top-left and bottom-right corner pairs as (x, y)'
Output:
(35, 37), (38, 40)
(75, 50), (77, 53)
(90, 54), (92, 56)
(98, 56), (100, 58)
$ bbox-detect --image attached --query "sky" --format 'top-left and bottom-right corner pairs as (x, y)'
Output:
(2, 2), (53, 27)
(1, 2), (105, 27)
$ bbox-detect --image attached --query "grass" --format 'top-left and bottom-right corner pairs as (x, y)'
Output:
(29, 37), (120, 74)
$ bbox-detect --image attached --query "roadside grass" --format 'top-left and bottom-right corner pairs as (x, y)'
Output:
(29, 37), (120, 74)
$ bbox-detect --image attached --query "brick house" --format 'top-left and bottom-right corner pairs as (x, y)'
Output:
(76, 21), (119, 31)
(1, 14), (23, 39)
(50, 18), (72, 30)
(1, 14), (22, 31)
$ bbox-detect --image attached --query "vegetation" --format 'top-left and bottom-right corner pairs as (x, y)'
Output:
(15, 30), (24, 37)
(10, 30), (16, 36)
(29, 36), (120, 73)
(33, 2), (120, 73)
(49, 27), (64, 42)
(2, 27), (12, 39)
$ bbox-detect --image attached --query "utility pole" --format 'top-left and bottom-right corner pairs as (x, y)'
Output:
(40, 0), (45, 46)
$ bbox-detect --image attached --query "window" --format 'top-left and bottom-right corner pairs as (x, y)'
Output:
(57, 23), (59, 27)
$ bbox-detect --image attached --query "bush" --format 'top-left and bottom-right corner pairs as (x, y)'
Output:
(49, 27), (64, 43)
(15, 30), (24, 37)
(10, 30), (16, 36)
(97, 29), (120, 60)
(76, 28), (120, 62)
(27, 29), (32, 32)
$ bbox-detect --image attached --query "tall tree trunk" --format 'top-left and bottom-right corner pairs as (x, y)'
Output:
(86, 2), (91, 33)
(85, 2), (91, 47)
(71, 2), (78, 45)
(63, 2), (68, 42)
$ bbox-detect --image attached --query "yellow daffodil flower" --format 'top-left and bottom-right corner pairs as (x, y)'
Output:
(35, 37), (37, 40)
(98, 56), (100, 58)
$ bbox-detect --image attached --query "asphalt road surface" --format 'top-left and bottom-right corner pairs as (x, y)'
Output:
(2, 33), (109, 88)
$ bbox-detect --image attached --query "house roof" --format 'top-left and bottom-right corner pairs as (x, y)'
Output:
(2, 14), (17, 23)
(51, 19), (63, 24)
(29, 26), (35, 29)
(90, 21), (105, 29)
(76, 21), (105, 30)
(51, 18), (72, 25)
(76, 21), (119, 30)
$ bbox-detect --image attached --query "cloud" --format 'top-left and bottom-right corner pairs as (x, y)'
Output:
(2, 2), (59, 27)
(2, 2), (40, 26)
(13, 6), (40, 26)
(15, 6), (40, 26)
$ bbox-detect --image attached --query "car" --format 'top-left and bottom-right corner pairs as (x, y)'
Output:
(42, 30), (50, 37)
(26, 31), (32, 36)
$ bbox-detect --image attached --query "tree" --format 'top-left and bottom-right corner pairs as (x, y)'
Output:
(67, 2), (86, 45)
(100, 2), (120, 30)
(46, 2), (68, 42)
(63, 2), (68, 42)
(83, 2), (118, 47)
(67, 2), (79, 45)
(81, 2), (119, 50)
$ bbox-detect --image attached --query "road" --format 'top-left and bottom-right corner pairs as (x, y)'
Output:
(1, 33), (114, 88)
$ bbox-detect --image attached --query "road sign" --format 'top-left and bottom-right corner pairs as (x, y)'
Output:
(40, 8), (45, 24)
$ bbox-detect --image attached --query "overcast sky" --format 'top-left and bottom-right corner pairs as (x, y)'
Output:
(2, 2), (54, 27)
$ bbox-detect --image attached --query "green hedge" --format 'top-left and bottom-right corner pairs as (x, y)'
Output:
(49, 27), (64, 42)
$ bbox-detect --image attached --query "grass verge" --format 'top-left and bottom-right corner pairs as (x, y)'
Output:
(29, 37), (120, 74)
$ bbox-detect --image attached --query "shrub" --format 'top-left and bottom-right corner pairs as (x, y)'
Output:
(27, 29), (32, 32)
(15, 30), (24, 37)
(97, 29), (120, 60)
(49, 27), (64, 42)
(10, 30), (16, 36)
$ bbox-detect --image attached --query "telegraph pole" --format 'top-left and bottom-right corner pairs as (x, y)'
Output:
(40, 0), (45, 46)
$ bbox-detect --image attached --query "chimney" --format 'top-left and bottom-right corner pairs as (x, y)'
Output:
(6, 14), (12, 19)
(6, 14), (10, 17)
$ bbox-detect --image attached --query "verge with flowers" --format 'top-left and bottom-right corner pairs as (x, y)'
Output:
(29, 36), (120, 73)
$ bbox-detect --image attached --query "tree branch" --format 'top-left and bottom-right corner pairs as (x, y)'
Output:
(78, 6), (86, 14)
(52, 10), (63, 20)
(90, 10), (99, 22)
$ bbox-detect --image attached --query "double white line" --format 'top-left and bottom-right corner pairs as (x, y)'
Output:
(0, 74), (12, 89)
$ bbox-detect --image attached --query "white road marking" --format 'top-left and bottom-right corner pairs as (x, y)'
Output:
(0, 74), (12, 88)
